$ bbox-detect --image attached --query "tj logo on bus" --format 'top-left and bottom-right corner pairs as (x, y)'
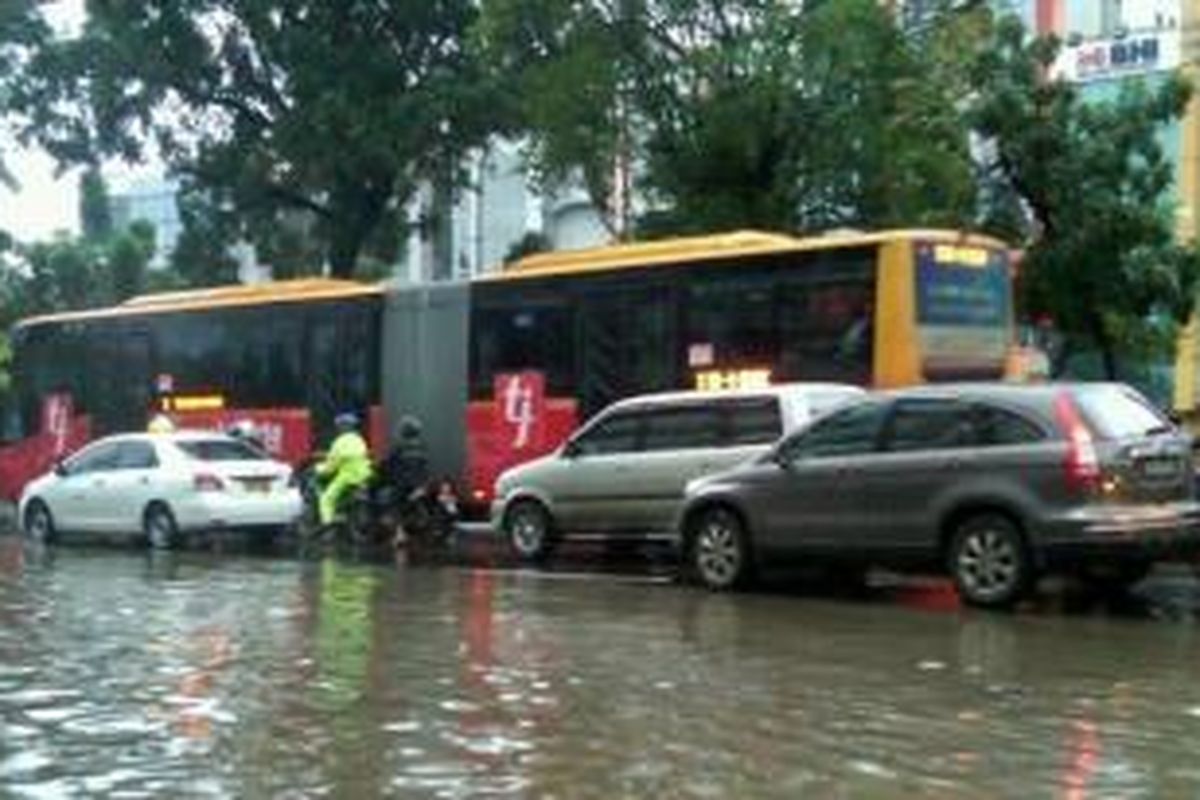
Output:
(497, 372), (544, 450)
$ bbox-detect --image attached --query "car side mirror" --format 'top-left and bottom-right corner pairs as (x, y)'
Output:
(561, 440), (581, 459)
(53, 460), (68, 477)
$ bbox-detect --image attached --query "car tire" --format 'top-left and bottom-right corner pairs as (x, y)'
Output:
(144, 503), (179, 551)
(24, 500), (55, 543)
(505, 500), (556, 562)
(689, 506), (754, 591)
(948, 513), (1032, 610)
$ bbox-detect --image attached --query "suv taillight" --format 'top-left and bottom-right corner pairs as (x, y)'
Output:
(1054, 392), (1100, 493)
(193, 472), (226, 492)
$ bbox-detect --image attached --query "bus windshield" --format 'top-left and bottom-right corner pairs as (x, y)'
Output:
(913, 242), (1012, 380)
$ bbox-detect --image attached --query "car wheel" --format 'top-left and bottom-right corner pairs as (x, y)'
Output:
(505, 500), (555, 562)
(144, 503), (179, 551)
(949, 514), (1032, 610)
(24, 500), (55, 543)
(690, 506), (754, 591)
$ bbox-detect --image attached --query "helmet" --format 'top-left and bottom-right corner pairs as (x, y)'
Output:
(397, 415), (422, 440)
(334, 412), (359, 431)
(148, 414), (175, 434)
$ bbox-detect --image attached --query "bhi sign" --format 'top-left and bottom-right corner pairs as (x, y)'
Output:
(1054, 31), (1180, 83)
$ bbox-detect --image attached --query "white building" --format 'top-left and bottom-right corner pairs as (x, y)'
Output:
(397, 139), (613, 284)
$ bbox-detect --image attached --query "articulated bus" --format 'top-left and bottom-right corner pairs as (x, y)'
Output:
(8, 229), (1013, 504)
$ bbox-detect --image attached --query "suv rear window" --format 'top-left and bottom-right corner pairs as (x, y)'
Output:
(1072, 385), (1172, 440)
(175, 439), (269, 461)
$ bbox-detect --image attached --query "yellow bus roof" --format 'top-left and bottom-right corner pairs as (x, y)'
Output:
(484, 228), (1010, 282)
(16, 278), (383, 328)
(14, 228), (1010, 329)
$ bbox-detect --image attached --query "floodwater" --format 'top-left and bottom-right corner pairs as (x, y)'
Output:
(3, 538), (1200, 798)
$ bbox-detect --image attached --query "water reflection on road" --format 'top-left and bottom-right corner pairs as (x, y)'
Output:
(2, 536), (1200, 798)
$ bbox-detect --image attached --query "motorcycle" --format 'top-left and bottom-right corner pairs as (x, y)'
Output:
(393, 478), (459, 548)
(295, 458), (458, 550)
(293, 457), (375, 546)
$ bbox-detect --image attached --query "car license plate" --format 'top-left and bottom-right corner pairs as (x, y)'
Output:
(242, 479), (272, 494)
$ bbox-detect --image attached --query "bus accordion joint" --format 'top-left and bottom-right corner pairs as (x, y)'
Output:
(693, 368), (772, 392)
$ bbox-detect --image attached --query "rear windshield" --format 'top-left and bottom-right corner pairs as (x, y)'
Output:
(175, 439), (269, 461)
(1073, 385), (1172, 439)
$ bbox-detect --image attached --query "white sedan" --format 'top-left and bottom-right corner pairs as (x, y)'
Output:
(18, 431), (303, 548)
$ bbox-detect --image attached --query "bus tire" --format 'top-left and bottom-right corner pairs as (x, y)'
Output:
(505, 500), (556, 562)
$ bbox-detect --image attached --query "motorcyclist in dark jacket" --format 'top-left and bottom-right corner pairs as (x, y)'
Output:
(377, 416), (428, 499)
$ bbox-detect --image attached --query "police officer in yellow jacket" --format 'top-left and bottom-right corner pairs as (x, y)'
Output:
(317, 412), (373, 526)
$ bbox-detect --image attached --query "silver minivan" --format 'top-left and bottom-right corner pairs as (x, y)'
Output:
(492, 383), (864, 560)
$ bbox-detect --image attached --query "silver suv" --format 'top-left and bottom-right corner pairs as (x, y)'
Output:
(493, 383), (864, 560)
(678, 383), (1200, 608)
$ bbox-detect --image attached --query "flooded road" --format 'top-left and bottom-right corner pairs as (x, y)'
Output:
(3, 536), (1200, 798)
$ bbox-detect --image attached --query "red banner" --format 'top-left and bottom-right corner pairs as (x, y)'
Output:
(0, 415), (91, 501)
(466, 372), (578, 505)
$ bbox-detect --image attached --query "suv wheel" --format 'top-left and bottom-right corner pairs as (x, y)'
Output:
(505, 501), (555, 562)
(690, 506), (754, 591)
(949, 513), (1032, 609)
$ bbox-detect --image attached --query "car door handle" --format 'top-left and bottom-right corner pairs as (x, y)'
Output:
(92, 479), (107, 488)
(139, 477), (150, 485)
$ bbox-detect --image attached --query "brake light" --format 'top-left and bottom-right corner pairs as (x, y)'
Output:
(193, 472), (226, 492)
(1054, 393), (1100, 492)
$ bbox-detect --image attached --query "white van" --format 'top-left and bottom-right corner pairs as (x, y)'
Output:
(492, 383), (865, 560)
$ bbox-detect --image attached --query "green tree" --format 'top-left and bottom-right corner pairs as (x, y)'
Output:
(169, 190), (242, 287)
(16, 1), (505, 278)
(0, 1), (46, 191)
(79, 167), (113, 241)
(503, 231), (551, 264)
(21, 235), (109, 314)
(107, 221), (156, 301)
(970, 16), (1200, 377)
(479, 0), (980, 236)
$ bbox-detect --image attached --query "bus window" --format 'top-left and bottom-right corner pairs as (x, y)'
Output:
(777, 251), (875, 384)
(686, 271), (776, 372)
(471, 302), (574, 400)
(576, 284), (674, 416)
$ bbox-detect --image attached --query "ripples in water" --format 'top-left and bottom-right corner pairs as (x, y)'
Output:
(2, 539), (1200, 797)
